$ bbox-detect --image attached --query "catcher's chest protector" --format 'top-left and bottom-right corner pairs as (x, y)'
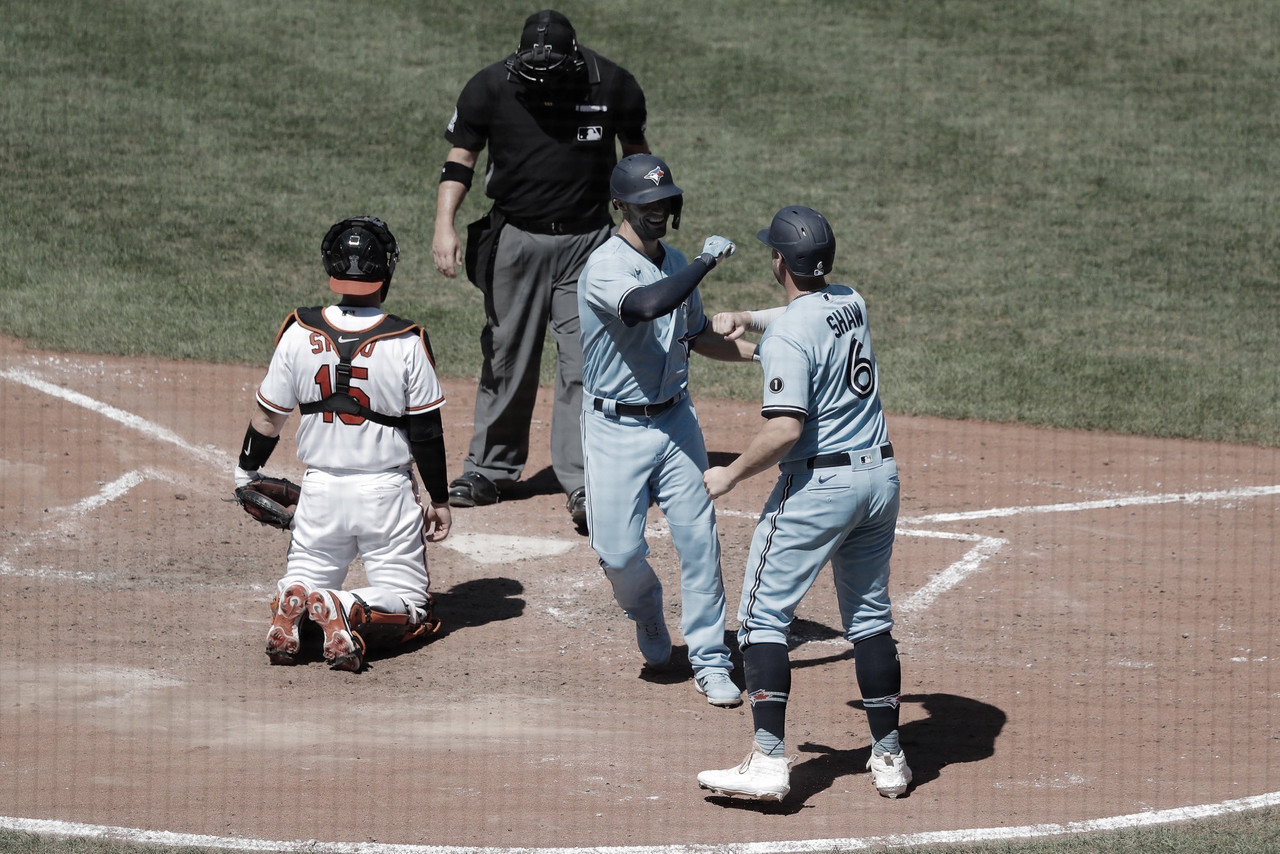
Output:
(287, 307), (421, 428)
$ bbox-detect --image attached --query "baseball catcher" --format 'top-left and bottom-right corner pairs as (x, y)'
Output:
(233, 215), (451, 672)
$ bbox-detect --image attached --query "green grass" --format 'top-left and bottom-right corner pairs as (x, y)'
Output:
(2, 0), (1277, 442)
(2, 2), (1278, 852)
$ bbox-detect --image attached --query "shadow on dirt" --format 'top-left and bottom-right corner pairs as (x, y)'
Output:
(432, 576), (526, 636)
(701, 691), (1007, 812)
(499, 465), (564, 500)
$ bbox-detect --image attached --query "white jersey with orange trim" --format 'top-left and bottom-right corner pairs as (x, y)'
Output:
(256, 305), (444, 472)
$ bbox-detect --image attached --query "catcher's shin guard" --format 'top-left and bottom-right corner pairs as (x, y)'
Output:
(348, 593), (443, 651)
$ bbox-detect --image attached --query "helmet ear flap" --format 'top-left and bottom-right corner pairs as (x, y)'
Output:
(355, 216), (398, 278)
(321, 220), (352, 279)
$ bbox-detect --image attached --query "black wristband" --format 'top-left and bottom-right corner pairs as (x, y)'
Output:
(696, 252), (717, 269)
(238, 423), (279, 471)
(440, 161), (474, 189)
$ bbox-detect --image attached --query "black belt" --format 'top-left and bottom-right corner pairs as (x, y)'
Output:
(500, 211), (612, 236)
(594, 396), (679, 417)
(808, 442), (894, 468)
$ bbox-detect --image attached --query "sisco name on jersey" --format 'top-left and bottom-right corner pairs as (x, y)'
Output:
(309, 332), (378, 358)
(826, 303), (865, 338)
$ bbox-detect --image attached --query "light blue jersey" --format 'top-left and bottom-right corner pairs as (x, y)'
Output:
(576, 233), (731, 675)
(757, 284), (887, 463)
(737, 282), (899, 649)
(579, 235), (706, 405)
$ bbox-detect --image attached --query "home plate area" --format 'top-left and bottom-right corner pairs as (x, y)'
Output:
(0, 340), (1277, 851)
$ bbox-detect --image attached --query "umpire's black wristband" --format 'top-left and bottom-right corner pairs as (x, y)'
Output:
(239, 424), (279, 471)
(440, 160), (474, 189)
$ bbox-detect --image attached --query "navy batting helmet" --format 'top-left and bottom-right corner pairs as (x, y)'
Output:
(610, 154), (683, 230)
(757, 206), (835, 278)
(505, 10), (585, 87)
(321, 216), (399, 296)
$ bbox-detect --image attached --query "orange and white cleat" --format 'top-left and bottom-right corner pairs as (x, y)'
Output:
(265, 582), (310, 665)
(306, 589), (367, 672)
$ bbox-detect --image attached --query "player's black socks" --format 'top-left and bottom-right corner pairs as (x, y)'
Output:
(744, 642), (791, 755)
(854, 631), (903, 745)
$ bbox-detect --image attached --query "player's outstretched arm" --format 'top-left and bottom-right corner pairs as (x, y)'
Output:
(690, 324), (757, 362)
(703, 413), (802, 498)
(711, 311), (753, 340)
(619, 236), (736, 325)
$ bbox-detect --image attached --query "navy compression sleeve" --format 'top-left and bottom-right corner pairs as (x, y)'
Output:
(619, 255), (714, 325)
(407, 410), (449, 504)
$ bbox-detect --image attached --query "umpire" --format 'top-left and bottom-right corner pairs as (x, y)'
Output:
(432, 9), (650, 528)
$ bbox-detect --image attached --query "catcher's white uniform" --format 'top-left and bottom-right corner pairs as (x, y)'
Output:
(256, 304), (444, 619)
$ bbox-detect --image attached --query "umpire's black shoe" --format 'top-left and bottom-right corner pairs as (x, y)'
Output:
(448, 472), (499, 507)
(567, 486), (587, 528)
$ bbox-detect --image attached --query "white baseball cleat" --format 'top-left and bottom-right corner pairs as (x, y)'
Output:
(698, 747), (793, 801)
(694, 668), (743, 707)
(867, 749), (912, 798)
(265, 582), (309, 665)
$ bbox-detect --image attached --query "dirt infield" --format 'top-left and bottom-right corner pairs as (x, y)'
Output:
(2, 334), (1278, 850)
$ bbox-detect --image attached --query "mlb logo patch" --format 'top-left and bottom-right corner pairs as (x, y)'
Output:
(578, 126), (603, 141)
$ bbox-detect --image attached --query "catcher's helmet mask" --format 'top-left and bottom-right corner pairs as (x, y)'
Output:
(321, 216), (399, 297)
(757, 205), (835, 279)
(610, 154), (683, 239)
(505, 10), (585, 88)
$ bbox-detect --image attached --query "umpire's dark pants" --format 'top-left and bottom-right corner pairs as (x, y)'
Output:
(463, 222), (612, 495)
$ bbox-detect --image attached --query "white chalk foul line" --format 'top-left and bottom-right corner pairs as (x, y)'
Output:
(896, 531), (1008, 617)
(70, 470), (148, 514)
(0, 471), (152, 580)
(902, 483), (1280, 525)
(4, 789), (1280, 853)
(893, 482), (1280, 615)
(0, 367), (228, 468)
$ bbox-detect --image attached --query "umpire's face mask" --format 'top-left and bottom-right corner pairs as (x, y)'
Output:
(506, 39), (588, 100)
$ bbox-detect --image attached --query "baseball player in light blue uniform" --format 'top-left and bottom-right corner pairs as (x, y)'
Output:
(698, 206), (912, 802)
(578, 154), (756, 707)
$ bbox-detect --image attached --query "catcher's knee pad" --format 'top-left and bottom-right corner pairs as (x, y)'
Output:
(348, 593), (442, 651)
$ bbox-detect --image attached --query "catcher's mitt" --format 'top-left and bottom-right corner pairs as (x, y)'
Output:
(234, 476), (301, 530)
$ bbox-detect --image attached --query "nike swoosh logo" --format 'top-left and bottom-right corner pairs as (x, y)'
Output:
(818, 474), (837, 484)
(337, 336), (360, 344)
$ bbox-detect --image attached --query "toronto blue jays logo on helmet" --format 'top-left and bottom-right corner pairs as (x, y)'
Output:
(643, 166), (665, 186)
